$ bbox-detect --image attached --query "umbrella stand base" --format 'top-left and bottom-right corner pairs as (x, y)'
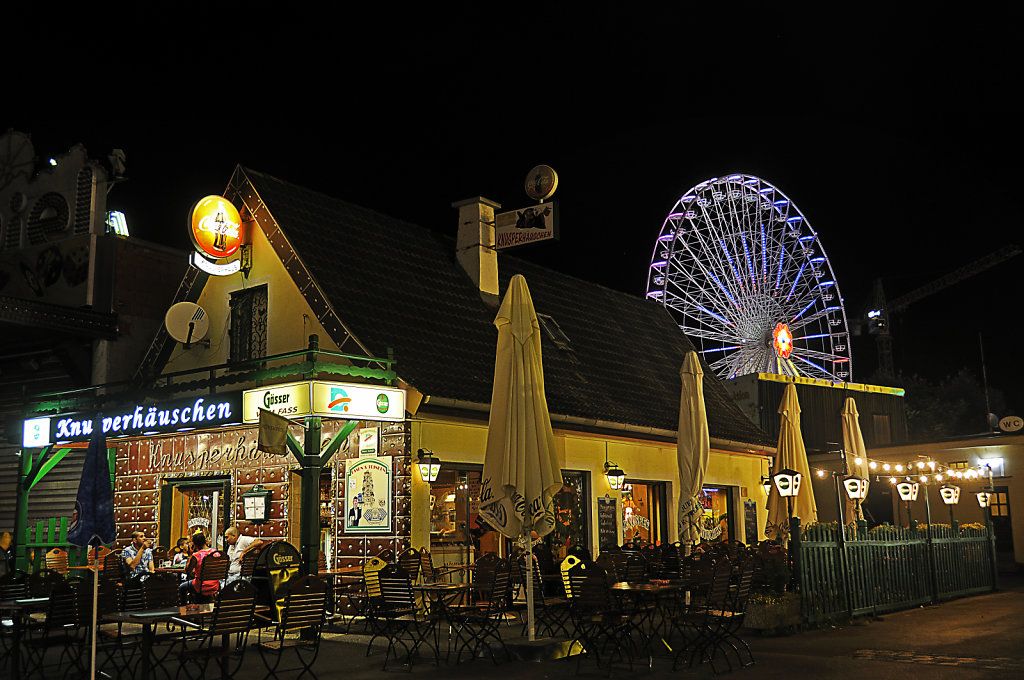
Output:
(502, 635), (582, 662)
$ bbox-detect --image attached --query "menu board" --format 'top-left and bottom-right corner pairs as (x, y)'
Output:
(597, 496), (618, 550)
(743, 499), (758, 544)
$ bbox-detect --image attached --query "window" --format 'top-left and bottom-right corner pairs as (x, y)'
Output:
(948, 460), (969, 470)
(536, 313), (572, 351)
(872, 414), (891, 445)
(229, 284), (267, 364)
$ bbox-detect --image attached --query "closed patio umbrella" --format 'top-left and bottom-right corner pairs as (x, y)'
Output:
(842, 397), (870, 525)
(478, 274), (562, 641)
(766, 383), (817, 541)
(676, 351), (710, 552)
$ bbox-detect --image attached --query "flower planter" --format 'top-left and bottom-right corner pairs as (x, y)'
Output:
(744, 592), (802, 634)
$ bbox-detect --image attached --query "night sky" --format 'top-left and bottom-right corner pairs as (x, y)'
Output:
(9, 4), (1023, 421)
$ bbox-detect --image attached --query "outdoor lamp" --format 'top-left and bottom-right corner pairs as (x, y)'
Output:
(842, 475), (868, 501)
(604, 463), (626, 491)
(939, 485), (960, 505)
(761, 475), (773, 496)
(896, 481), (919, 502)
(416, 449), (441, 482)
(976, 491), (992, 508)
(772, 468), (802, 498)
(240, 485), (273, 525)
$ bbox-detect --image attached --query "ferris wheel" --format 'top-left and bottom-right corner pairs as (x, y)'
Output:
(645, 174), (853, 382)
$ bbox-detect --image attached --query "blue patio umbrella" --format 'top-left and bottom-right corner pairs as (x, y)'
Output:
(67, 422), (114, 680)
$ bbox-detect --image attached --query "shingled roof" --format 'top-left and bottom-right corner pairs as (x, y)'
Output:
(241, 167), (772, 448)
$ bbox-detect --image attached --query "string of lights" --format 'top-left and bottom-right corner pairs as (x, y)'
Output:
(808, 457), (995, 487)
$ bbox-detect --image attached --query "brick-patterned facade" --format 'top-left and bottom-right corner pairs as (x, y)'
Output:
(112, 415), (412, 572)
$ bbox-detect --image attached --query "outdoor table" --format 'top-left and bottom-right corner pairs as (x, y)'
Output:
(412, 582), (472, 657)
(0, 596), (49, 680)
(610, 581), (687, 655)
(104, 602), (215, 679)
(318, 567), (363, 618)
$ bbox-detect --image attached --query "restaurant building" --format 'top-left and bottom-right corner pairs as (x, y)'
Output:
(19, 166), (775, 573)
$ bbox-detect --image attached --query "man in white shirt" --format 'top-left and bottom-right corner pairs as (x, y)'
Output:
(224, 526), (262, 578)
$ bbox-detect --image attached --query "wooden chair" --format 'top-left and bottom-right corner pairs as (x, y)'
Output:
(45, 548), (69, 575)
(239, 549), (259, 580)
(514, 554), (569, 638)
(446, 558), (512, 664)
(171, 579), (258, 680)
(23, 582), (90, 678)
(374, 564), (438, 670)
(396, 547), (421, 583)
(86, 546), (112, 569)
(189, 550), (229, 603)
(256, 575), (328, 679)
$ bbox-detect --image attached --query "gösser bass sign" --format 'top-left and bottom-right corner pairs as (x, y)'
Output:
(242, 380), (405, 423)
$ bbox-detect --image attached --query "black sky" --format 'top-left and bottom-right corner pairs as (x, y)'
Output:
(9, 3), (1024, 419)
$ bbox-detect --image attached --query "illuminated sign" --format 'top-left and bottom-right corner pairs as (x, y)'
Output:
(242, 380), (405, 423)
(773, 322), (793, 359)
(189, 195), (243, 260)
(190, 251), (242, 276)
(23, 417), (52, 448)
(40, 392), (242, 444)
(243, 381), (312, 422)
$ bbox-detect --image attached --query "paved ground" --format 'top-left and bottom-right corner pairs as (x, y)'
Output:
(291, 572), (1024, 680)
(12, 573), (1023, 679)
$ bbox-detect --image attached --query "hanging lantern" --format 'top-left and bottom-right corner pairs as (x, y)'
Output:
(939, 485), (960, 505)
(896, 481), (919, 502)
(604, 463), (626, 491)
(416, 449), (441, 482)
(842, 475), (868, 500)
(772, 468), (802, 498)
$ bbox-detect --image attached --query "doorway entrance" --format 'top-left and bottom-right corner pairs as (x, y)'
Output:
(159, 476), (231, 551)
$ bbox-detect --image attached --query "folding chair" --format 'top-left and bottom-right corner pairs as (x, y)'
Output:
(515, 554), (569, 638)
(397, 547), (421, 584)
(571, 565), (642, 673)
(447, 558), (512, 664)
(375, 564), (439, 671)
(23, 582), (89, 679)
(171, 579), (257, 680)
(354, 556), (388, 641)
(256, 575), (328, 679)
(670, 557), (733, 671)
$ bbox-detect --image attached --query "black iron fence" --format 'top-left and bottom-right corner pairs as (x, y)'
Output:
(795, 521), (997, 625)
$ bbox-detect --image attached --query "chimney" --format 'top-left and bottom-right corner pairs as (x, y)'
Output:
(452, 196), (501, 300)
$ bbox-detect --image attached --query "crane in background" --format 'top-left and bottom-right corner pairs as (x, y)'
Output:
(867, 244), (1021, 379)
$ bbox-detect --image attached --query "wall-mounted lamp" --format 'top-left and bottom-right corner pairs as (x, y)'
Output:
(604, 462), (626, 491)
(416, 448), (441, 483)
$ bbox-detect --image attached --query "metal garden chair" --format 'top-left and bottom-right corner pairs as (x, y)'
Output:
(256, 574), (328, 679)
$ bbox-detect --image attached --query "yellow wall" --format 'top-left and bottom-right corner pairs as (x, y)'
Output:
(164, 215), (339, 374)
(410, 415), (771, 554)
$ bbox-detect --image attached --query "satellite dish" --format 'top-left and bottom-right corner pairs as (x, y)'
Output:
(165, 302), (209, 347)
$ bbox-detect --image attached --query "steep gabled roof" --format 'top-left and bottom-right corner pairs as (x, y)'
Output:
(239, 167), (772, 447)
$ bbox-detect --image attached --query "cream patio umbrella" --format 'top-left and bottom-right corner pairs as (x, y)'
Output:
(841, 397), (871, 525)
(766, 383), (817, 541)
(478, 274), (562, 641)
(677, 351), (710, 553)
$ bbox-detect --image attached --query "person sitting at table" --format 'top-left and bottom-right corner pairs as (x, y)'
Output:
(179, 531), (219, 603)
(224, 526), (262, 581)
(123, 530), (155, 577)
(171, 538), (191, 566)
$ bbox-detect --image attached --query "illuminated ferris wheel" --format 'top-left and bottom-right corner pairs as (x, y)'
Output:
(645, 174), (853, 382)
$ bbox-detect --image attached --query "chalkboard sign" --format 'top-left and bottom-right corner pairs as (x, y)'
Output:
(743, 499), (758, 544)
(597, 496), (618, 550)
